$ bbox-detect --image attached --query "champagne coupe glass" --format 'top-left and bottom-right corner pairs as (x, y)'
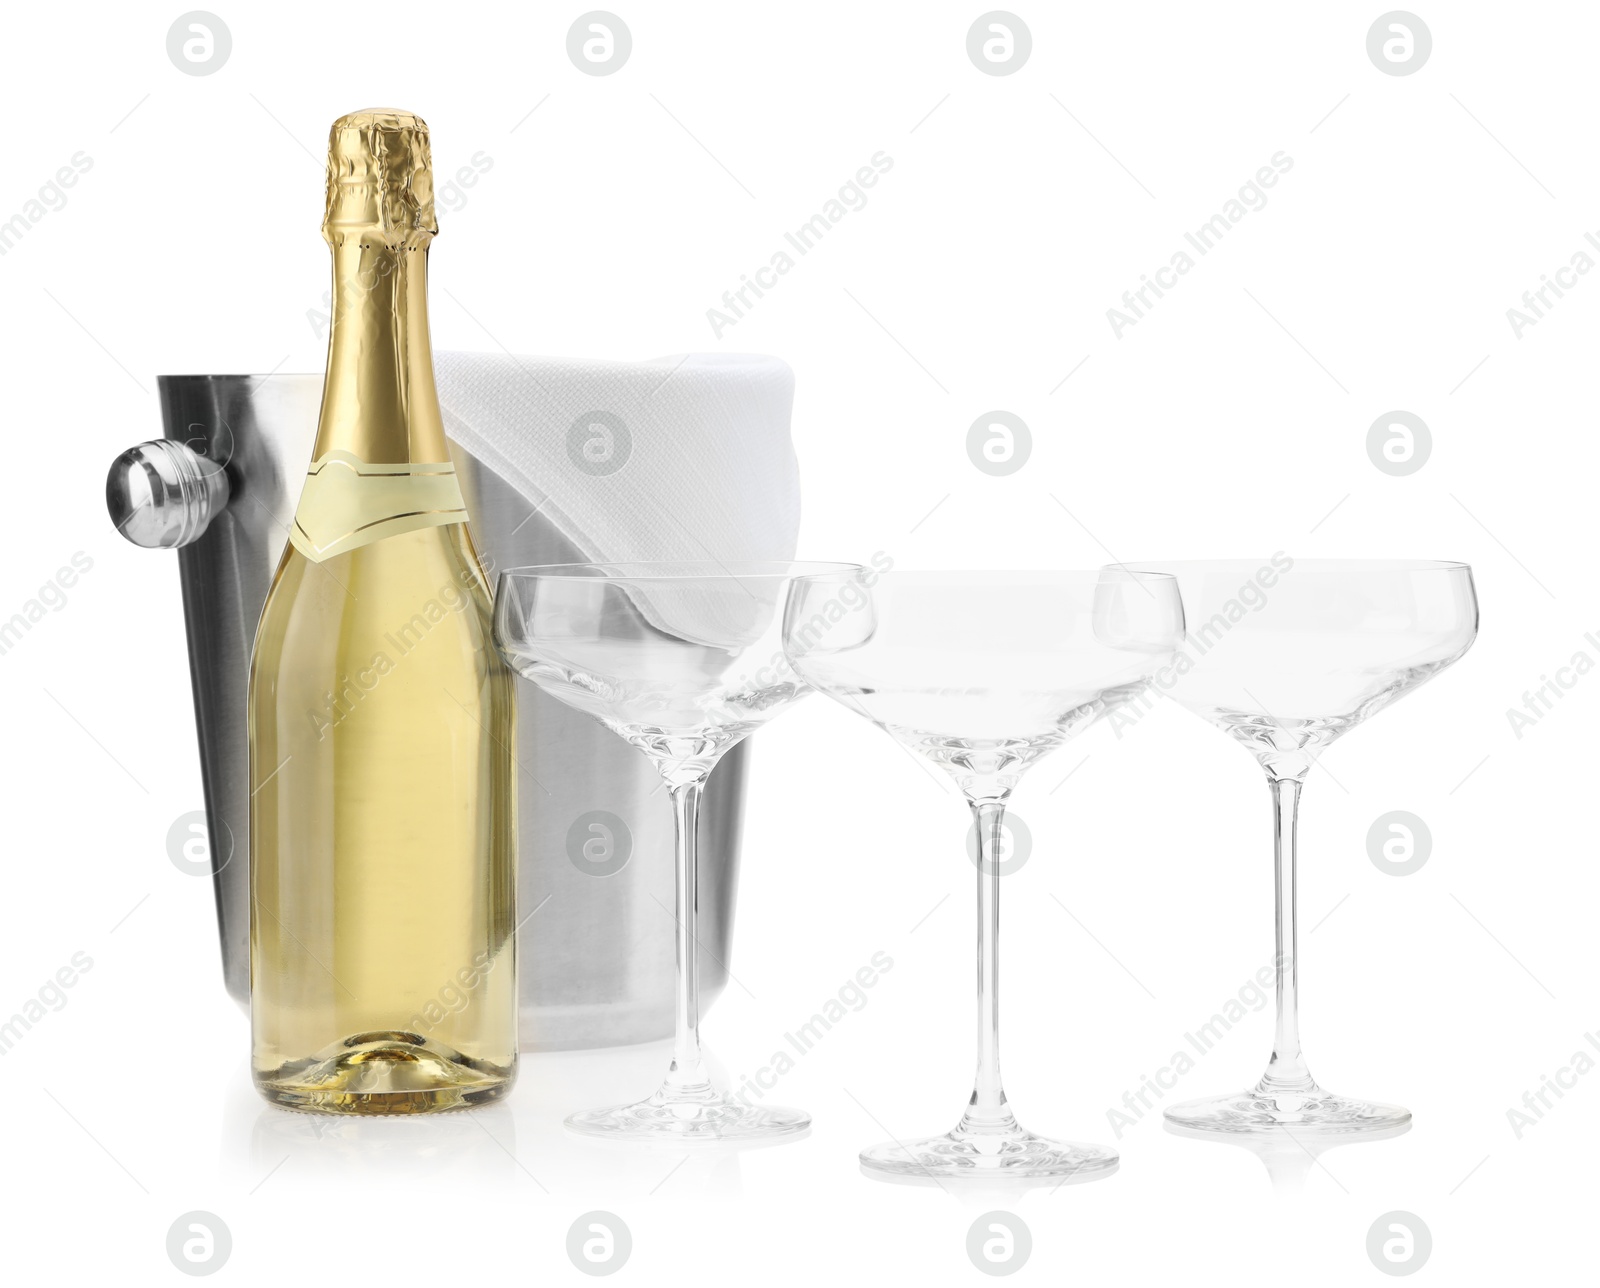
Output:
(494, 561), (860, 1143)
(1126, 559), (1478, 1135)
(783, 568), (1184, 1179)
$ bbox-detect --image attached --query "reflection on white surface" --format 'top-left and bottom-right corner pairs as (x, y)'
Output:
(858, 1159), (1116, 1206)
(1164, 1118), (1411, 1190)
(226, 1062), (521, 1186)
(224, 1040), (799, 1196)
(514, 1040), (814, 1194)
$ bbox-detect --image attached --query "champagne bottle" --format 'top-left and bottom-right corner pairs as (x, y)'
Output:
(248, 109), (516, 1114)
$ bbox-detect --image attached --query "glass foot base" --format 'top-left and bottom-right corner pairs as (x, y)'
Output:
(565, 1082), (810, 1143)
(1164, 1085), (1411, 1136)
(861, 1122), (1118, 1181)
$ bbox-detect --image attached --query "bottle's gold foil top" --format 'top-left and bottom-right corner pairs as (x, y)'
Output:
(322, 108), (437, 248)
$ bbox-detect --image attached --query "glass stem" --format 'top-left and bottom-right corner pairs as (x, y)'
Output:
(962, 799), (1016, 1131)
(1259, 775), (1314, 1093)
(665, 778), (712, 1094)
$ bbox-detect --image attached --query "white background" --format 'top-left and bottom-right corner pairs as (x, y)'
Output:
(2, 0), (1593, 1281)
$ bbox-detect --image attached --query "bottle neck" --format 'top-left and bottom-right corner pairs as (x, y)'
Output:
(313, 238), (449, 464)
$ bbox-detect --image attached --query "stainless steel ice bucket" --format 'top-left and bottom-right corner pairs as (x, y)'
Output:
(106, 373), (746, 1050)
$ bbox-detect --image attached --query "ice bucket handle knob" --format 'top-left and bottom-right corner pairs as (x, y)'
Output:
(106, 439), (231, 549)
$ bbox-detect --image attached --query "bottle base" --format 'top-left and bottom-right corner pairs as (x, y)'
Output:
(255, 1029), (515, 1116)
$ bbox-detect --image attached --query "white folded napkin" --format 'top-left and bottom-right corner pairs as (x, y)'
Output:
(434, 351), (801, 568)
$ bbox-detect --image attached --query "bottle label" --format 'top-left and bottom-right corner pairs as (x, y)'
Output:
(289, 450), (468, 562)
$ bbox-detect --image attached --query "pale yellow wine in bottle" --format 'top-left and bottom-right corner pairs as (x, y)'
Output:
(248, 109), (516, 1113)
